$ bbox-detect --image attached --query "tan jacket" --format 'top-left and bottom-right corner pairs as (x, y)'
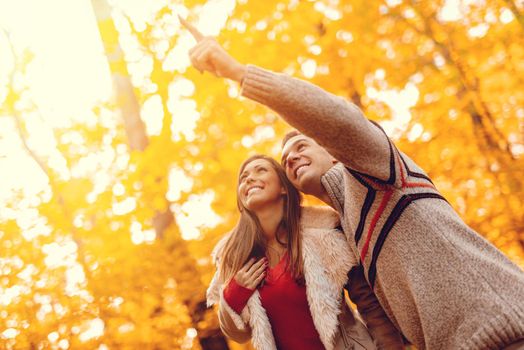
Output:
(207, 206), (404, 350)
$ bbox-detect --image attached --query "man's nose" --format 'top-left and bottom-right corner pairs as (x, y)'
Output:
(287, 152), (300, 167)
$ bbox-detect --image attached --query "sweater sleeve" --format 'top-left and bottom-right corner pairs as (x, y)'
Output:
(223, 278), (256, 314)
(213, 280), (253, 344)
(241, 65), (396, 183)
(206, 240), (253, 344)
(346, 265), (405, 349)
(217, 300), (252, 344)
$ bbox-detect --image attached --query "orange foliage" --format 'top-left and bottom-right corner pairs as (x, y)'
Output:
(0, 0), (522, 349)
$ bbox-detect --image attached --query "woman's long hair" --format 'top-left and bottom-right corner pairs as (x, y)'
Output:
(218, 154), (303, 283)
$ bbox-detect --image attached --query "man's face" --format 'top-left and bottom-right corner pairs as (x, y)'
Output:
(281, 135), (337, 194)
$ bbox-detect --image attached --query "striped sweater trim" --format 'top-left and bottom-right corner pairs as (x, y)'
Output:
(368, 192), (447, 288)
(350, 120), (396, 187)
(348, 169), (376, 246)
(325, 156), (446, 287)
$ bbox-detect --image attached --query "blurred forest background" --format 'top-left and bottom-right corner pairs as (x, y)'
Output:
(0, 0), (523, 349)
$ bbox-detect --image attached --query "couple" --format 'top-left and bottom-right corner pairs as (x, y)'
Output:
(180, 18), (524, 350)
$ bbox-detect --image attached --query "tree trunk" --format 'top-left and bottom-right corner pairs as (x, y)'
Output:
(90, 2), (229, 348)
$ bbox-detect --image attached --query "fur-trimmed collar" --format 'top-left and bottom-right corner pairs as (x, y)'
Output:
(207, 206), (357, 350)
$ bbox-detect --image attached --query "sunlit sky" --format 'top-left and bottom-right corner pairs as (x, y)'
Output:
(0, 0), (237, 241)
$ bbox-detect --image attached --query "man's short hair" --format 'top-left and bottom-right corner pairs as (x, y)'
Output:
(281, 130), (302, 148)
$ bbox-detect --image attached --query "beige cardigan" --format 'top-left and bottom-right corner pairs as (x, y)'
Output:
(207, 206), (404, 350)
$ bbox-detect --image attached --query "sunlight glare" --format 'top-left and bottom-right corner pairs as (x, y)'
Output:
(367, 83), (419, 139)
(141, 94), (164, 136)
(167, 166), (193, 202)
(197, 0), (236, 36)
(42, 240), (78, 268)
(169, 98), (199, 142)
(438, 0), (463, 22)
(1, 328), (19, 339)
(173, 191), (221, 240)
(48, 332), (59, 343)
(0, 285), (26, 307)
(79, 318), (105, 342)
(65, 264), (87, 295)
(301, 59), (317, 79)
(112, 197), (137, 216)
(0, 0), (112, 126)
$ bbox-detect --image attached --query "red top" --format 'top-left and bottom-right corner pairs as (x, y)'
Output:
(223, 253), (325, 350)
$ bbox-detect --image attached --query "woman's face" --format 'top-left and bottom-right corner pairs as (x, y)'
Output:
(238, 158), (286, 212)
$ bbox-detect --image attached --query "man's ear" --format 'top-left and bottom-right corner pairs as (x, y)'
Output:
(280, 187), (287, 195)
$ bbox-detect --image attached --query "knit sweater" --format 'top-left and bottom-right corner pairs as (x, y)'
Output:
(240, 65), (524, 350)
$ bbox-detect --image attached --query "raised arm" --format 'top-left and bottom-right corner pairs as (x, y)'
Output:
(241, 65), (392, 180)
(179, 16), (392, 180)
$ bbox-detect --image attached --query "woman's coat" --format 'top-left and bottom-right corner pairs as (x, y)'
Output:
(207, 206), (381, 350)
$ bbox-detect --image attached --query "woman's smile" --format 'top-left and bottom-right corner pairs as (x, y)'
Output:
(239, 159), (285, 211)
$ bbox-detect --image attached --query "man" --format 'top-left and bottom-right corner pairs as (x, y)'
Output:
(180, 17), (524, 349)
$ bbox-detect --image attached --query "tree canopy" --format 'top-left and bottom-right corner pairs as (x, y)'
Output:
(0, 0), (522, 349)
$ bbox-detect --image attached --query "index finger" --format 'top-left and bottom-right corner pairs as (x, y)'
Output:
(178, 15), (204, 42)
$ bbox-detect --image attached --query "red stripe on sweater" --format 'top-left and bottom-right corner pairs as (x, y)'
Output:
(396, 149), (407, 187)
(360, 190), (393, 262)
(359, 150), (437, 264)
(404, 182), (435, 189)
(395, 148), (435, 190)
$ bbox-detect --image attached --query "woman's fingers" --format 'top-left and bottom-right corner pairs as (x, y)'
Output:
(234, 259), (253, 288)
(240, 258), (256, 273)
(246, 258), (266, 275)
(252, 270), (266, 287)
(178, 15), (204, 42)
(235, 258), (267, 289)
(254, 260), (267, 276)
(247, 264), (267, 288)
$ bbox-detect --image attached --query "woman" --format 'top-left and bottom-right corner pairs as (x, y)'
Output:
(207, 155), (403, 350)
